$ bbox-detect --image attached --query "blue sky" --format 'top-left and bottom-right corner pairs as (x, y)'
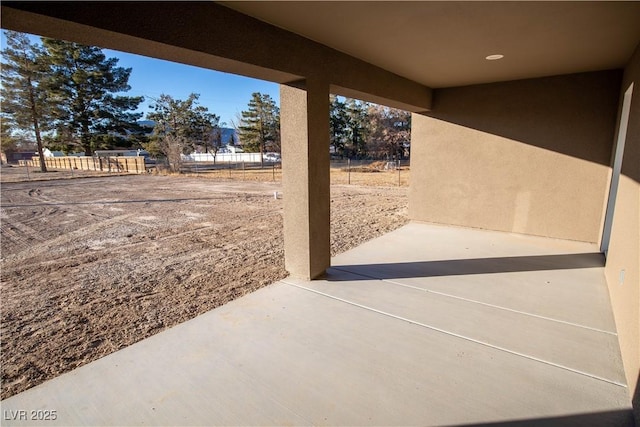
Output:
(2, 31), (280, 128)
(102, 48), (280, 128)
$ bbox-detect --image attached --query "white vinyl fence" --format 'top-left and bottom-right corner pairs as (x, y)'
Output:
(185, 152), (263, 163)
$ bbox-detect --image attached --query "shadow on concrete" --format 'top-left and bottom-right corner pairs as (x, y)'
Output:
(331, 253), (605, 281)
(450, 409), (634, 427)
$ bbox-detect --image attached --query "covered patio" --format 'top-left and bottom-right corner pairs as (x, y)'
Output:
(1, 2), (639, 423)
(1, 223), (631, 426)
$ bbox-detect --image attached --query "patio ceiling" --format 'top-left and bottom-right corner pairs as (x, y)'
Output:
(4, 2), (639, 109)
(221, 1), (640, 88)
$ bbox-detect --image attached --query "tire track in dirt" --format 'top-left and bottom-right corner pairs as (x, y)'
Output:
(0, 209), (50, 255)
(0, 222), (32, 255)
(1, 213), (136, 264)
(2, 184), (127, 263)
(1, 189), (62, 254)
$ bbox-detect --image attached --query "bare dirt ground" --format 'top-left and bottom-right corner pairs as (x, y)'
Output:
(0, 166), (408, 399)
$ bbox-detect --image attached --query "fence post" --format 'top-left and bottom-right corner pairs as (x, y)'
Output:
(348, 158), (351, 185)
(68, 158), (74, 177)
(397, 159), (401, 186)
(25, 161), (30, 180)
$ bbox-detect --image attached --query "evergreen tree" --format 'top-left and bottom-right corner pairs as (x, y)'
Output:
(1, 31), (52, 171)
(146, 93), (219, 172)
(42, 38), (144, 155)
(0, 117), (18, 162)
(237, 92), (280, 165)
(345, 98), (370, 158)
(329, 94), (349, 158)
(329, 95), (410, 160)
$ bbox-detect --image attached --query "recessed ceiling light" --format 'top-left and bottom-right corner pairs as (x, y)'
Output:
(485, 54), (504, 61)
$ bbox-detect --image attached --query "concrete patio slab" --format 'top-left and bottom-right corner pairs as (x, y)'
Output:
(1, 222), (633, 426)
(332, 222), (618, 332)
(285, 269), (626, 386)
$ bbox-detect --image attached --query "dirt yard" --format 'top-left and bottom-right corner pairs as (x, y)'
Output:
(0, 166), (408, 399)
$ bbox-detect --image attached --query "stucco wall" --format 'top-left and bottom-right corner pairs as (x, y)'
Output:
(604, 43), (640, 402)
(409, 70), (621, 243)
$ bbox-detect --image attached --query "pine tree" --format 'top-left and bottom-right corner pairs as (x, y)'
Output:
(42, 38), (143, 155)
(0, 117), (18, 162)
(1, 31), (52, 171)
(345, 98), (370, 158)
(329, 95), (349, 158)
(237, 92), (280, 165)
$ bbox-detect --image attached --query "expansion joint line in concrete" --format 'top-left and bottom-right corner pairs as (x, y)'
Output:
(283, 280), (627, 389)
(331, 266), (617, 336)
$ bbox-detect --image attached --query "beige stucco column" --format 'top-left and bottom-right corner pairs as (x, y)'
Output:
(280, 79), (331, 280)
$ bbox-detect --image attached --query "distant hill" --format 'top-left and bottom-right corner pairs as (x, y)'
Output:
(220, 128), (238, 145)
(138, 120), (155, 129)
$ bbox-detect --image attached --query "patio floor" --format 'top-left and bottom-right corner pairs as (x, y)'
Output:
(0, 222), (633, 426)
